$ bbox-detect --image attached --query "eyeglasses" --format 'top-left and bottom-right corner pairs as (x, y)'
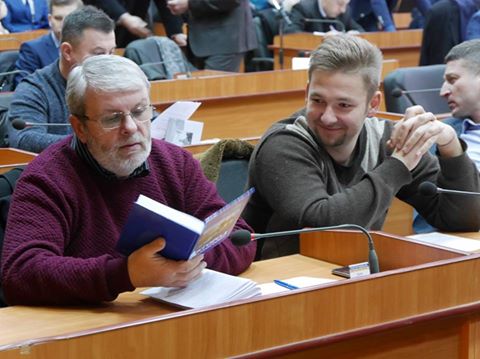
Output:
(80, 104), (154, 130)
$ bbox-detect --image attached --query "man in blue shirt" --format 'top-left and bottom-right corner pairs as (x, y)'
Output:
(440, 39), (480, 169)
(1, 0), (49, 32)
(14, 0), (83, 87)
(414, 39), (480, 233)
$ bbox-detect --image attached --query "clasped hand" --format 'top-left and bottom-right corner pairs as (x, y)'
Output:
(127, 238), (206, 288)
(388, 106), (460, 171)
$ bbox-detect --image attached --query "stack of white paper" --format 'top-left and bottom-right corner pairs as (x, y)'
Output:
(141, 269), (261, 309)
(408, 232), (480, 252)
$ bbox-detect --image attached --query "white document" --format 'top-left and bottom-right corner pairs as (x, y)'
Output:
(291, 57), (310, 70)
(259, 276), (338, 295)
(151, 101), (202, 145)
(408, 232), (480, 252)
(141, 269), (261, 309)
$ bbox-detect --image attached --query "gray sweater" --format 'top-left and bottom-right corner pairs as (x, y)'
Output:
(8, 60), (71, 153)
(244, 115), (480, 259)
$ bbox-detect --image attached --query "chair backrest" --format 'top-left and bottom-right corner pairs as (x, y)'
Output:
(0, 50), (19, 92)
(0, 92), (13, 148)
(0, 167), (24, 307)
(123, 36), (196, 80)
(195, 139), (255, 203)
(383, 64), (450, 114)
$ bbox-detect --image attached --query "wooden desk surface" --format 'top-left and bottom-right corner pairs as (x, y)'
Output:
(0, 148), (37, 174)
(273, 30), (422, 69)
(0, 30), (49, 51)
(2, 231), (480, 358)
(0, 254), (338, 350)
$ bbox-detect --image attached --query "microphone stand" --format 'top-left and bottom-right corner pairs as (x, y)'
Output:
(278, 12), (286, 70)
(254, 224), (380, 273)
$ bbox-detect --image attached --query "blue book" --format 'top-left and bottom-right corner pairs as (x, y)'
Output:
(116, 188), (254, 260)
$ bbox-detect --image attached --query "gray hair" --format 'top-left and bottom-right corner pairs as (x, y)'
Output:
(66, 55), (151, 118)
(61, 5), (114, 46)
(445, 39), (480, 76)
(309, 34), (383, 100)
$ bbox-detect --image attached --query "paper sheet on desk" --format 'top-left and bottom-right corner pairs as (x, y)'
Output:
(259, 276), (338, 295)
(408, 232), (480, 252)
(151, 101), (202, 144)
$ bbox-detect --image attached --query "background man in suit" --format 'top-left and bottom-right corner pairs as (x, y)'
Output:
(285, 0), (364, 33)
(349, 0), (397, 31)
(166, 0), (258, 72)
(14, 0), (84, 87)
(8, 5), (116, 153)
(1, 0), (49, 32)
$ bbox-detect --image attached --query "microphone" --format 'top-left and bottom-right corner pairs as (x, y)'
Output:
(304, 18), (346, 32)
(271, 0), (292, 26)
(231, 224), (380, 273)
(12, 119), (71, 130)
(419, 181), (480, 197)
(391, 88), (442, 98)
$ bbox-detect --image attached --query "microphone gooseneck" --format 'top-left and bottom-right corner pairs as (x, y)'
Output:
(419, 181), (480, 197)
(231, 224), (380, 274)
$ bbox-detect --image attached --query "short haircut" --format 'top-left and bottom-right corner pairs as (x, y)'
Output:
(445, 39), (480, 76)
(66, 55), (151, 119)
(308, 34), (383, 100)
(49, 0), (83, 13)
(61, 5), (115, 47)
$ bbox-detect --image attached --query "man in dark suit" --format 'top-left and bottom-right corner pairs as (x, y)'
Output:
(2, 0), (49, 32)
(14, 0), (83, 87)
(285, 0), (364, 33)
(166, 0), (257, 72)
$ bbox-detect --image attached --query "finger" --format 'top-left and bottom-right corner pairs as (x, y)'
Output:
(390, 112), (435, 150)
(404, 105), (426, 120)
(173, 261), (206, 286)
(400, 121), (441, 155)
(178, 255), (205, 273)
(143, 237), (166, 253)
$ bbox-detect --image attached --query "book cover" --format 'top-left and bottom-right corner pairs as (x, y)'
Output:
(116, 188), (254, 260)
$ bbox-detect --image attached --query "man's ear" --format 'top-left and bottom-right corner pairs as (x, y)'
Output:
(70, 115), (88, 143)
(60, 42), (73, 62)
(367, 90), (382, 117)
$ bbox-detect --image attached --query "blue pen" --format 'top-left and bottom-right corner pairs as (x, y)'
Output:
(274, 279), (299, 290)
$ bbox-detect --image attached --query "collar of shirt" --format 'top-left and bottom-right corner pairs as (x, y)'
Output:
(50, 32), (60, 48)
(71, 135), (150, 180)
(22, 0), (35, 17)
(462, 118), (480, 133)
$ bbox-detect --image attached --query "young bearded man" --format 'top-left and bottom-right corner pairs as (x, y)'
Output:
(244, 34), (480, 259)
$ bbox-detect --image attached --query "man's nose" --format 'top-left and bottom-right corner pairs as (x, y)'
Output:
(440, 82), (450, 97)
(320, 106), (337, 125)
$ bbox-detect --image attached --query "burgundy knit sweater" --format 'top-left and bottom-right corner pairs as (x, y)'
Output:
(1, 137), (256, 305)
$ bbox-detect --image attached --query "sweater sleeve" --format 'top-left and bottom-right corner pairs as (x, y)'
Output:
(180, 151), (256, 275)
(1, 169), (134, 306)
(8, 75), (68, 153)
(251, 131), (413, 230)
(401, 142), (480, 232)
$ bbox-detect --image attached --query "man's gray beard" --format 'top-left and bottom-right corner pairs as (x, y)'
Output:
(87, 135), (152, 177)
